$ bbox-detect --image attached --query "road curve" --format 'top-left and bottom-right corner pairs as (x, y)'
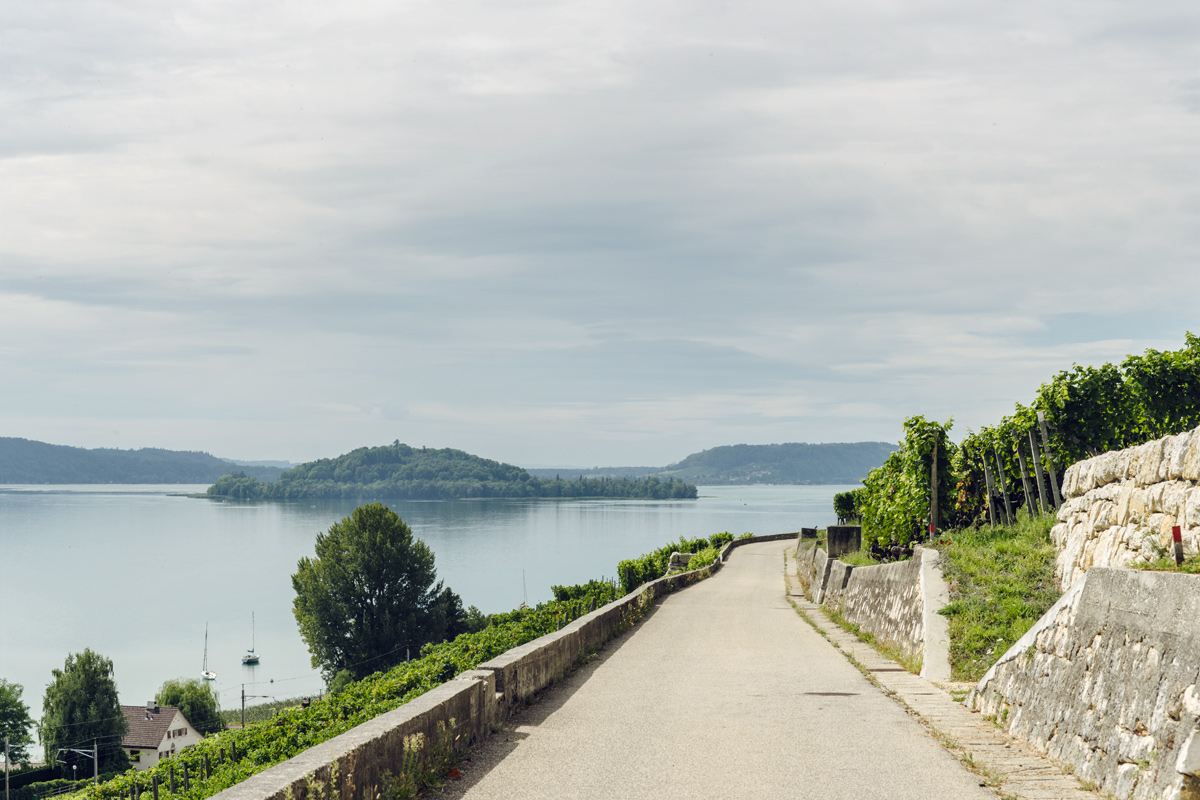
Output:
(443, 540), (997, 800)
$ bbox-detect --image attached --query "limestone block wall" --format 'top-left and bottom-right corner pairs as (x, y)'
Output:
(968, 568), (1200, 800)
(1054, 425), (1200, 590)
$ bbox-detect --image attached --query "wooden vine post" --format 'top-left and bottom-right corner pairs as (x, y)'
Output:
(981, 453), (998, 525)
(1014, 438), (1035, 511)
(929, 437), (938, 538)
(169, 765), (175, 795)
(993, 449), (1014, 525)
(182, 763), (189, 792)
(1037, 411), (1063, 509)
(1028, 429), (1050, 514)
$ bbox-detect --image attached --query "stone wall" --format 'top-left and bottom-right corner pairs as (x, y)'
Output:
(1054, 425), (1200, 590)
(793, 540), (951, 680)
(968, 567), (1200, 800)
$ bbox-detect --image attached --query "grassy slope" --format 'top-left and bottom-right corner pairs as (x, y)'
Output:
(936, 512), (1060, 682)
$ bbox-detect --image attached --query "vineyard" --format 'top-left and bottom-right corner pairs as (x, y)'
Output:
(834, 333), (1200, 548)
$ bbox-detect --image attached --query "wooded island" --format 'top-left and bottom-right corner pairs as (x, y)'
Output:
(207, 442), (698, 500)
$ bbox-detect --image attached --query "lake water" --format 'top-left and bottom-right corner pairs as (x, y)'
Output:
(0, 483), (848, 731)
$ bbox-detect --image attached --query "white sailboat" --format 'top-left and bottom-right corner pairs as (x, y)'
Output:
(242, 612), (260, 665)
(201, 623), (217, 681)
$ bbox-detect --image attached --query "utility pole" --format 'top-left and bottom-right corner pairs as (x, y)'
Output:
(242, 686), (245, 729)
(93, 740), (98, 785)
(6, 737), (10, 800)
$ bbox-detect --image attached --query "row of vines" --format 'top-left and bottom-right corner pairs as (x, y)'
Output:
(836, 333), (1200, 547)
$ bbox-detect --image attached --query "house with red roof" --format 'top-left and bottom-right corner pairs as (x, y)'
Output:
(120, 702), (204, 772)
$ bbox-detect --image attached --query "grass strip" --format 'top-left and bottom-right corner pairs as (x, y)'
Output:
(935, 511), (1059, 682)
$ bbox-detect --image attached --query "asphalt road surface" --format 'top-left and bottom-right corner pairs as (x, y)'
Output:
(440, 541), (998, 800)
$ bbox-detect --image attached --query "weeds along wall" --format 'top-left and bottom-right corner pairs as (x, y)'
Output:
(1053, 424), (1200, 590)
(794, 539), (951, 681)
(208, 534), (795, 800)
(968, 567), (1200, 800)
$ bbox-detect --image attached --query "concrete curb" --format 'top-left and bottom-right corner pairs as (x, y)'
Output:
(918, 548), (952, 681)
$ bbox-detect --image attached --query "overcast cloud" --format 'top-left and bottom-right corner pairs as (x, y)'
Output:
(2, 0), (1197, 467)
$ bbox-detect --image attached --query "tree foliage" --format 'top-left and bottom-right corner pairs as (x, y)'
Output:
(849, 334), (1200, 531)
(209, 443), (697, 500)
(858, 416), (955, 547)
(292, 504), (467, 681)
(155, 679), (223, 736)
(832, 488), (867, 523)
(40, 650), (129, 774)
(0, 679), (35, 766)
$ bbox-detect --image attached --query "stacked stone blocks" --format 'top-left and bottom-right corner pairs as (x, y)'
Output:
(1053, 424), (1200, 590)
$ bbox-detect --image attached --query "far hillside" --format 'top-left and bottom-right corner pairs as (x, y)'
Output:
(663, 442), (897, 484)
(0, 438), (284, 484)
(526, 441), (898, 485)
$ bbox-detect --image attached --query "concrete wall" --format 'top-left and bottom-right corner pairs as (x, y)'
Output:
(968, 567), (1200, 800)
(793, 538), (950, 681)
(211, 533), (795, 800)
(838, 555), (923, 664)
(1054, 424), (1200, 590)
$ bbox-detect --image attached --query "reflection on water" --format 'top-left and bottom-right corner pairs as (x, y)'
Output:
(0, 483), (848, 729)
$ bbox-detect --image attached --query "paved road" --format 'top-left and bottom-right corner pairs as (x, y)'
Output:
(443, 541), (997, 800)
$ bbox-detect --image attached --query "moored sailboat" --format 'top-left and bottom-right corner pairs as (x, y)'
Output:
(201, 623), (217, 680)
(242, 612), (260, 665)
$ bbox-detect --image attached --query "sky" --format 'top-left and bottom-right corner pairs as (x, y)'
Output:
(2, 0), (1197, 468)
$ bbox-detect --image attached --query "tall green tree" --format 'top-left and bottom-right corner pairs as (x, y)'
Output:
(292, 503), (454, 681)
(41, 650), (129, 775)
(155, 679), (223, 736)
(0, 679), (35, 766)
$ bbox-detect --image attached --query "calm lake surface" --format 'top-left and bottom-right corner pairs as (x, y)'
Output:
(0, 483), (848, 727)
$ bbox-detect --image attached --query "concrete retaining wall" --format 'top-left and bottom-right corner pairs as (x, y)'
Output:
(793, 538), (950, 680)
(211, 533), (794, 800)
(839, 555), (923, 664)
(968, 567), (1200, 800)
(1054, 424), (1200, 590)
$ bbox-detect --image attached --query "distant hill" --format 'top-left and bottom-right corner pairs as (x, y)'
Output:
(524, 466), (662, 480)
(207, 443), (697, 500)
(527, 442), (898, 486)
(0, 438), (284, 484)
(662, 442), (897, 484)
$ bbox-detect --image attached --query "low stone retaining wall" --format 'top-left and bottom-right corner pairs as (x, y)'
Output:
(793, 540), (950, 680)
(212, 533), (793, 800)
(968, 567), (1200, 800)
(1054, 424), (1200, 590)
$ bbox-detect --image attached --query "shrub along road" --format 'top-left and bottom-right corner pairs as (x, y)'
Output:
(440, 541), (997, 800)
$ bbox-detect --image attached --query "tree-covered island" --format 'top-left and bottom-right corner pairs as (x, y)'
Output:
(207, 442), (698, 500)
